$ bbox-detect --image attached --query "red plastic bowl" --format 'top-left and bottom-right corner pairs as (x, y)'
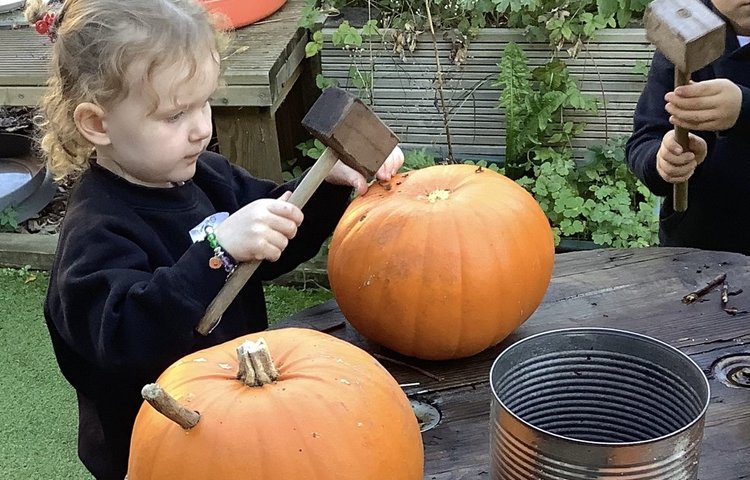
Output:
(200, 0), (288, 29)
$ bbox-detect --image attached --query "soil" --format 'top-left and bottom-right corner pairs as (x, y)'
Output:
(1, 105), (69, 235)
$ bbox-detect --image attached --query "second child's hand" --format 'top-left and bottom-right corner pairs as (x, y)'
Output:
(665, 79), (742, 132)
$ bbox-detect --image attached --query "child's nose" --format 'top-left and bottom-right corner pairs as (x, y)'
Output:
(190, 110), (213, 142)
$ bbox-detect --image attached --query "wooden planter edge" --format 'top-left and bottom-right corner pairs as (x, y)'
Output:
(0, 232), (328, 287)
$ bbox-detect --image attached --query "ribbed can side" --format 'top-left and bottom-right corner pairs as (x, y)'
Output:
(489, 328), (710, 480)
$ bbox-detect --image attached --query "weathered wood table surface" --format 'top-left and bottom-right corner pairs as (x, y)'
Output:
(275, 247), (750, 479)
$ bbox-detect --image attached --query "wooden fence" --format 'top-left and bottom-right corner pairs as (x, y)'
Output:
(320, 28), (655, 163)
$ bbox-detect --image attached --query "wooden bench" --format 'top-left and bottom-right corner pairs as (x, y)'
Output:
(0, 0), (316, 182)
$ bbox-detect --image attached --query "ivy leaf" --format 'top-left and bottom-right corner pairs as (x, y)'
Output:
(597, 0), (619, 18)
(616, 9), (632, 28)
(362, 20), (379, 37)
(305, 41), (321, 58)
(632, 60), (650, 76)
(315, 74), (338, 90)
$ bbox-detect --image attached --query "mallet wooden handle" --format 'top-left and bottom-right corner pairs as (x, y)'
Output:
(673, 69), (690, 213)
(195, 147), (339, 335)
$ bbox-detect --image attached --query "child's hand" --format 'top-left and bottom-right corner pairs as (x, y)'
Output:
(665, 79), (742, 131)
(656, 130), (707, 184)
(215, 191), (303, 263)
(325, 145), (405, 195)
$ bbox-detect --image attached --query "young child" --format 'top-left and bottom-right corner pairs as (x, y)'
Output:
(26, 0), (403, 478)
(626, 0), (749, 255)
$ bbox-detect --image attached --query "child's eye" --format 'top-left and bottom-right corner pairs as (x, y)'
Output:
(167, 111), (184, 123)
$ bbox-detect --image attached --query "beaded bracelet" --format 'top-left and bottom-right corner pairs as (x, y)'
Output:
(203, 225), (236, 273)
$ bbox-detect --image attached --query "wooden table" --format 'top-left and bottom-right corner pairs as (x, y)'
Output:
(275, 247), (750, 479)
(0, 0), (315, 181)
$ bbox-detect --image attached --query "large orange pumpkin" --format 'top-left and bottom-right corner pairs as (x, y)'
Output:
(327, 164), (555, 360)
(127, 328), (423, 479)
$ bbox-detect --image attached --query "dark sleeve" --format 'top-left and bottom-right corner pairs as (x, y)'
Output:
(721, 84), (750, 137)
(626, 52), (720, 197)
(625, 52), (677, 197)
(49, 219), (230, 378)
(216, 155), (353, 280)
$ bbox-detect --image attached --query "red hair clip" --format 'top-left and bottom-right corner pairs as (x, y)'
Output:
(34, 12), (56, 39)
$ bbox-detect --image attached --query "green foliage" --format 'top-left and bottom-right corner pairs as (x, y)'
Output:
(493, 0), (647, 53)
(496, 42), (656, 247)
(632, 59), (650, 76)
(264, 284), (333, 325)
(515, 138), (658, 247)
(495, 42), (532, 177)
(296, 138), (326, 160)
(495, 42), (596, 178)
(462, 159), (502, 172)
(402, 148), (437, 171)
(1, 265), (36, 282)
(281, 139), (327, 182)
(294, 1), (656, 249)
(0, 206), (19, 233)
(576, 137), (659, 247)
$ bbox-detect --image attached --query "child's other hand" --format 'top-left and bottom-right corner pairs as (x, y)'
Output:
(325, 145), (405, 195)
(656, 130), (707, 184)
(665, 79), (742, 131)
(215, 191), (303, 262)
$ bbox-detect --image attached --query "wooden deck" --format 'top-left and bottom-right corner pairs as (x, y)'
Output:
(0, 0), (317, 181)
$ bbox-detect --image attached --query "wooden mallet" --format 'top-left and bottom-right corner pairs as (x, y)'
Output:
(644, 0), (725, 212)
(195, 87), (400, 335)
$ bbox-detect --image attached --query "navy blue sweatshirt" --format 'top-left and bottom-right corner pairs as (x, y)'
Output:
(44, 152), (351, 479)
(626, 17), (750, 255)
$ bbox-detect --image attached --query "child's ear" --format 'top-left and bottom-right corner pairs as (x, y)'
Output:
(73, 103), (111, 146)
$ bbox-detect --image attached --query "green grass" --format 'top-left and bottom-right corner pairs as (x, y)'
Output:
(0, 268), (331, 479)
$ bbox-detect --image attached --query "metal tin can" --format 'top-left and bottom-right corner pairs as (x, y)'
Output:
(490, 328), (710, 479)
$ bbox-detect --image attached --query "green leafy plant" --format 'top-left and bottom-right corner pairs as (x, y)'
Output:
(514, 137), (658, 247)
(575, 137), (659, 247)
(0, 206), (19, 233)
(295, 1), (656, 248)
(402, 147), (437, 171)
(496, 42), (656, 247)
(495, 0), (648, 54)
(495, 41), (596, 179)
(281, 139), (324, 183)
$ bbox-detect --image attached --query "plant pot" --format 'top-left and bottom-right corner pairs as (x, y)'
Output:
(556, 238), (603, 253)
(0, 132), (57, 223)
(199, 0), (287, 29)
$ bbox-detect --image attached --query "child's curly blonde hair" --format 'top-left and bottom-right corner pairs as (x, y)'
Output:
(26, 0), (228, 180)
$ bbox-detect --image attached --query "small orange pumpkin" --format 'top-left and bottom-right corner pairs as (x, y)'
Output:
(127, 328), (423, 479)
(327, 164), (555, 360)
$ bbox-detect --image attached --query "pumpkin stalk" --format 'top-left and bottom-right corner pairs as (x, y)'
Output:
(236, 338), (279, 386)
(141, 383), (200, 430)
(425, 189), (450, 203)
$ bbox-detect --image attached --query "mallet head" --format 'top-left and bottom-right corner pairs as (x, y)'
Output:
(644, 0), (725, 73)
(302, 87), (400, 178)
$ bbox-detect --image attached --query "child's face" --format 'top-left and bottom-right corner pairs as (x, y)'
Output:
(96, 52), (220, 187)
(713, 0), (750, 35)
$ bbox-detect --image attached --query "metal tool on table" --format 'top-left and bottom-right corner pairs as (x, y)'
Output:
(195, 87), (400, 336)
(644, 0), (725, 213)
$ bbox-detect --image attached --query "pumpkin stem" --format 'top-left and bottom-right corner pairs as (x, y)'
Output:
(236, 338), (279, 387)
(426, 189), (450, 203)
(141, 383), (200, 430)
